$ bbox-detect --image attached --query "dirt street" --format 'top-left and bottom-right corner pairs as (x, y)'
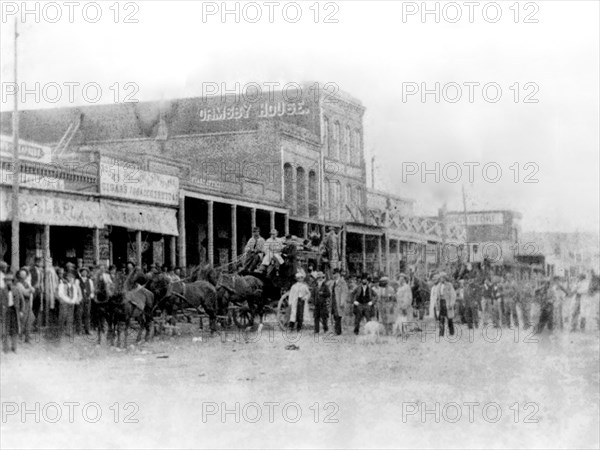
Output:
(1, 321), (599, 449)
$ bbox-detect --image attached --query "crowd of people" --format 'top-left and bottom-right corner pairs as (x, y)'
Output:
(0, 258), (184, 353)
(286, 262), (600, 339)
(1, 248), (598, 354)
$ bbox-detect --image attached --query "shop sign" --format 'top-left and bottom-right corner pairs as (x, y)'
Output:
(0, 135), (52, 164)
(101, 200), (178, 236)
(99, 156), (179, 206)
(0, 189), (102, 227)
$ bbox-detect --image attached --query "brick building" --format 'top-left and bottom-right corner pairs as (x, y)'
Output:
(1, 83), (464, 275)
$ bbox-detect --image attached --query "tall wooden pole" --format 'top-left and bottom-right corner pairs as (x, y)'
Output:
(10, 18), (20, 273)
(178, 194), (186, 269)
(207, 200), (214, 265)
(135, 230), (142, 267)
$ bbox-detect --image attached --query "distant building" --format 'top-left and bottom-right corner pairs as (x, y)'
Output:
(521, 231), (600, 277)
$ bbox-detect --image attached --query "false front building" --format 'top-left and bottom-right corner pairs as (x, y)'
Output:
(0, 83), (464, 275)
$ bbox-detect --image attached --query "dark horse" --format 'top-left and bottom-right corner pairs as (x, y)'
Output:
(147, 273), (220, 333)
(195, 263), (294, 328)
(94, 272), (154, 347)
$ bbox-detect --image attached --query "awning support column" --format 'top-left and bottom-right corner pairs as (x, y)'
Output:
(135, 230), (142, 267)
(207, 200), (214, 266)
(178, 195), (186, 269)
(231, 204), (237, 265)
(362, 234), (367, 273)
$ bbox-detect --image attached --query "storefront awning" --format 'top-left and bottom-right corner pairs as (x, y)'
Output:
(1, 188), (179, 236)
(0, 189), (103, 228)
(345, 223), (385, 237)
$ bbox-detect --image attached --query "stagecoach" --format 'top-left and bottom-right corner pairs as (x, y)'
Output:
(226, 246), (321, 331)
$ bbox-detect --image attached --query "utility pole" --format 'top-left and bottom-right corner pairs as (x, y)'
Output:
(11, 17), (20, 273)
(462, 184), (470, 263)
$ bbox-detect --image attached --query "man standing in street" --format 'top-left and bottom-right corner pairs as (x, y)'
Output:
(58, 270), (82, 339)
(463, 278), (482, 330)
(76, 268), (94, 335)
(288, 271), (311, 331)
(408, 267), (425, 320)
(312, 272), (331, 334)
(30, 256), (45, 331)
(351, 274), (377, 335)
(15, 269), (34, 344)
(430, 272), (457, 337)
(1, 272), (21, 353)
(328, 268), (347, 335)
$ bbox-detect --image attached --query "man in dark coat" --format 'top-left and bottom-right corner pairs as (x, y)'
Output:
(351, 274), (377, 335)
(1, 271), (21, 353)
(463, 279), (482, 329)
(312, 272), (331, 334)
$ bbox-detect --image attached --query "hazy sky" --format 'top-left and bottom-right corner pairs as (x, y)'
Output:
(1, 1), (598, 233)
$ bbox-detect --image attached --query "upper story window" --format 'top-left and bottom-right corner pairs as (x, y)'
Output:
(343, 125), (350, 163)
(323, 116), (329, 157)
(333, 121), (340, 160)
(353, 128), (361, 164)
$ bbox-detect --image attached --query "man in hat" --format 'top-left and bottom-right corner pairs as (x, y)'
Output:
(1, 272), (21, 353)
(312, 272), (331, 334)
(57, 269), (82, 338)
(327, 268), (347, 335)
(463, 278), (482, 329)
(260, 229), (284, 275)
(15, 269), (34, 343)
(375, 276), (396, 335)
(76, 268), (94, 335)
(243, 227), (265, 272)
(288, 270), (311, 331)
(481, 275), (494, 327)
(351, 274), (378, 335)
(408, 266), (425, 320)
(430, 272), (457, 337)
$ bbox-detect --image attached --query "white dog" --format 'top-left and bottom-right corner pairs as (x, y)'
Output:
(357, 320), (385, 344)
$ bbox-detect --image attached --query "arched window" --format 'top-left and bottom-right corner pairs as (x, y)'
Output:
(323, 116), (329, 158)
(353, 129), (361, 162)
(296, 167), (306, 216)
(343, 125), (350, 163)
(333, 121), (340, 159)
(283, 163), (294, 207)
(308, 170), (318, 218)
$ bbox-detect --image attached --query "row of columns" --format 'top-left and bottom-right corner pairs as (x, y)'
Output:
(176, 197), (289, 269)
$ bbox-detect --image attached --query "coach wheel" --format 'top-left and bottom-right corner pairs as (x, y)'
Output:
(233, 307), (255, 329)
